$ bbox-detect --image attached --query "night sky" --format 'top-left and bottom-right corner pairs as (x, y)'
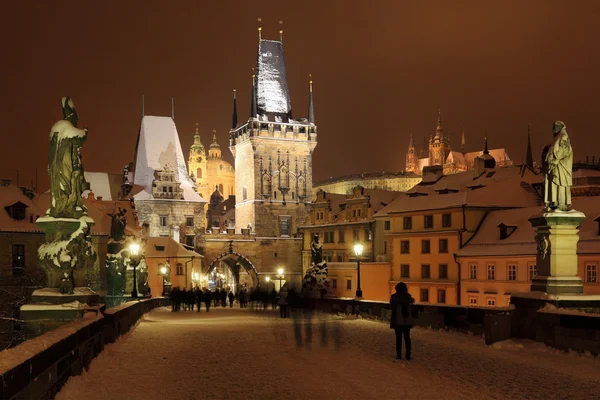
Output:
(1, 0), (599, 191)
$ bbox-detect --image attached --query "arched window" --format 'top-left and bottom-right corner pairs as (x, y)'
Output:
(219, 183), (224, 193)
(196, 168), (202, 179)
(176, 263), (184, 275)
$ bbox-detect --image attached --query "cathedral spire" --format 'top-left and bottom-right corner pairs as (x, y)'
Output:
(232, 89), (238, 129)
(461, 127), (465, 150)
(526, 125), (534, 169)
(435, 109), (443, 139)
(193, 122), (203, 147)
(257, 18), (262, 41)
(308, 74), (315, 124)
(250, 70), (257, 119)
(408, 132), (415, 149)
(279, 20), (284, 42)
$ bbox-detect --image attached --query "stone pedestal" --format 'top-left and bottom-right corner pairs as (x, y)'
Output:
(528, 209), (585, 294)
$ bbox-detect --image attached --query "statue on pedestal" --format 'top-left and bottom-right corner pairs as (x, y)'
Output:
(302, 234), (331, 298)
(542, 121), (573, 211)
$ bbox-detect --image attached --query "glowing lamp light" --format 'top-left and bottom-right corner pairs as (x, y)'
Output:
(193, 272), (200, 281)
(160, 266), (167, 275)
(129, 242), (141, 256)
(266, 277), (271, 282)
(353, 243), (364, 257)
(277, 267), (284, 276)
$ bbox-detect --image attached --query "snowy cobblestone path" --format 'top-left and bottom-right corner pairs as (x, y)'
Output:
(57, 307), (600, 400)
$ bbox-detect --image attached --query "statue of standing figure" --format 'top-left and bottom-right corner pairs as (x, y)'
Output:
(542, 121), (573, 211)
(48, 97), (89, 218)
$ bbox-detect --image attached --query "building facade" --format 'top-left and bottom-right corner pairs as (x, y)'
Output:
(313, 172), (422, 196)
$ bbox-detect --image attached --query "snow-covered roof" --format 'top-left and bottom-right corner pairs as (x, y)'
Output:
(379, 166), (541, 215)
(133, 116), (205, 203)
(418, 157), (430, 170)
(256, 39), (291, 116)
(0, 185), (45, 232)
(446, 151), (466, 165)
(464, 149), (511, 165)
(84, 171), (122, 201)
(145, 236), (203, 258)
(458, 196), (600, 257)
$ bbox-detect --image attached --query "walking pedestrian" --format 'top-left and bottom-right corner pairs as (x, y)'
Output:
(389, 282), (414, 360)
(228, 291), (234, 308)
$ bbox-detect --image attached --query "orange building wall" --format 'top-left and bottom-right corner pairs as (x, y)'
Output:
(145, 256), (203, 297)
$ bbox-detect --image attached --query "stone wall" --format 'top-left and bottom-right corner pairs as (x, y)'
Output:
(0, 298), (169, 399)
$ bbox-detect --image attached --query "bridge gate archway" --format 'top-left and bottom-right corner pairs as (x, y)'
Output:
(206, 252), (258, 292)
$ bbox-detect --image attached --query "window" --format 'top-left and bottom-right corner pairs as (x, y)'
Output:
(243, 187), (247, 201)
(384, 221), (391, 230)
(401, 240), (410, 254)
(159, 215), (167, 227)
(332, 279), (337, 289)
(469, 297), (477, 306)
(420, 288), (429, 302)
(337, 255), (343, 262)
(439, 264), (448, 279)
(324, 232), (330, 244)
(338, 231), (345, 243)
(421, 264), (431, 279)
(176, 263), (184, 275)
(403, 216), (412, 230)
(401, 264), (410, 278)
(346, 279), (352, 290)
(12, 244), (25, 275)
(353, 230), (360, 241)
(508, 264), (517, 281)
(364, 228), (371, 241)
(352, 209), (356, 217)
(274, 252), (278, 258)
(439, 238), (448, 253)
(528, 263), (537, 281)
(487, 264), (495, 280)
(186, 235), (195, 247)
(421, 240), (430, 254)
(357, 209), (361, 217)
(291, 192), (295, 200)
(186, 216), (194, 227)
(586, 264), (598, 283)
(162, 186), (167, 192)
(442, 213), (452, 228)
(197, 168), (202, 179)
(329, 232), (334, 243)
(487, 299), (496, 306)
(280, 218), (290, 236)
(469, 264), (477, 280)
(437, 289), (446, 304)
(383, 240), (387, 255)
(274, 191), (277, 199)
(424, 215), (433, 229)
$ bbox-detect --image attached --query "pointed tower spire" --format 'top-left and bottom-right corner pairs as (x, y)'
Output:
(279, 20), (284, 42)
(171, 97), (175, 120)
(484, 136), (489, 154)
(231, 89), (238, 129)
(308, 74), (315, 124)
(408, 132), (415, 149)
(250, 70), (257, 119)
(461, 127), (465, 151)
(193, 122), (203, 146)
(257, 17), (262, 41)
(526, 125), (534, 168)
(435, 109), (443, 139)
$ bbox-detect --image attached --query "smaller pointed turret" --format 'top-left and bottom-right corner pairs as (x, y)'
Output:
(209, 129), (222, 159)
(250, 71), (257, 119)
(461, 127), (466, 151)
(257, 17), (262, 41)
(232, 89), (238, 129)
(435, 109), (443, 139)
(308, 74), (315, 124)
(525, 125), (534, 169)
(279, 20), (284, 42)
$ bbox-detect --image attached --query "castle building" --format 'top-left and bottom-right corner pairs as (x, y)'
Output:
(405, 111), (513, 175)
(229, 35), (317, 237)
(314, 172), (421, 196)
(187, 124), (235, 201)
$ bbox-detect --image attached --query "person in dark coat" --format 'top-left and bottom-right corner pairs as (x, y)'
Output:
(228, 291), (235, 308)
(389, 282), (414, 360)
(195, 288), (203, 312)
(204, 289), (211, 312)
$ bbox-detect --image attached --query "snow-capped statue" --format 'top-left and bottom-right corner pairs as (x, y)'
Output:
(302, 234), (331, 298)
(542, 121), (573, 211)
(48, 96), (89, 219)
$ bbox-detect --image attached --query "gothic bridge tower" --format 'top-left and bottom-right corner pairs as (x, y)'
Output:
(229, 26), (317, 237)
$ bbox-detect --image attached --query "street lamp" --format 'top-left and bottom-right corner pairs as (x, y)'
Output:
(266, 276), (271, 291)
(193, 272), (200, 287)
(276, 267), (284, 291)
(129, 241), (141, 299)
(353, 243), (364, 299)
(160, 265), (168, 296)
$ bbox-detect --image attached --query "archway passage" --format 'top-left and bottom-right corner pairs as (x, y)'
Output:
(207, 252), (258, 293)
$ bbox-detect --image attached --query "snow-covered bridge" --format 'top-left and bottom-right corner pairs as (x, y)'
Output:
(54, 307), (600, 400)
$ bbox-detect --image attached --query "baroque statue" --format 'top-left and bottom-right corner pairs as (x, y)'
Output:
(302, 233), (330, 298)
(542, 121), (573, 211)
(110, 206), (128, 242)
(48, 96), (89, 218)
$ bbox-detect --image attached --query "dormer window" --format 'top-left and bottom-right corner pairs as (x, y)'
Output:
(498, 223), (517, 240)
(5, 201), (28, 221)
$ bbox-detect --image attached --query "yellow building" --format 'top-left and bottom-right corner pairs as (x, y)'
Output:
(188, 124), (235, 201)
(375, 163), (541, 305)
(299, 186), (397, 297)
(457, 195), (600, 306)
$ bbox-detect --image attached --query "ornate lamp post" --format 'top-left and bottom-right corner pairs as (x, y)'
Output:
(353, 243), (364, 299)
(276, 267), (284, 291)
(266, 276), (271, 291)
(160, 266), (168, 296)
(129, 241), (141, 299)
